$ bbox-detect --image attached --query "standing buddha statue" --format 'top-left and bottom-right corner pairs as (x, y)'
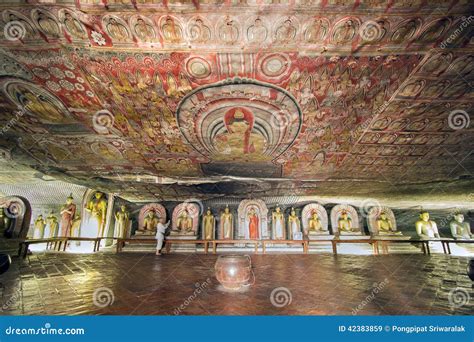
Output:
(202, 208), (215, 240)
(60, 193), (76, 237)
(85, 192), (108, 237)
(220, 205), (233, 239)
(46, 211), (59, 238)
(33, 214), (46, 239)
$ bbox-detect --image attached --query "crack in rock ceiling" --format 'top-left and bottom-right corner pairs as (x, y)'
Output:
(0, 1), (473, 202)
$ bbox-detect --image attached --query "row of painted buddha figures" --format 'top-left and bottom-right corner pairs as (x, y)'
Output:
(131, 205), (473, 241)
(25, 195), (473, 241)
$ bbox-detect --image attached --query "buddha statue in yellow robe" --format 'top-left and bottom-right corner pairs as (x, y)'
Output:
(202, 208), (215, 240)
(176, 209), (193, 233)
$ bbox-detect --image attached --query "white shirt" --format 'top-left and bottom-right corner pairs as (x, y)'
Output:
(155, 221), (170, 238)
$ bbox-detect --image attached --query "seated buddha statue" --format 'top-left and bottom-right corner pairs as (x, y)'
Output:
(415, 211), (440, 239)
(176, 209), (193, 233)
(376, 212), (402, 235)
(450, 213), (473, 240)
(338, 211), (355, 233)
(142, 211), (158, 232)
(0, 208), (12, 236)
(308, 212), (322, 232)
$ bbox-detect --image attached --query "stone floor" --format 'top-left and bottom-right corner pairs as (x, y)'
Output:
(0, 252), (472, 315)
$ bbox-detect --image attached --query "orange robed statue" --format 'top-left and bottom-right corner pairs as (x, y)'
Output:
(248, 207), (259, 239)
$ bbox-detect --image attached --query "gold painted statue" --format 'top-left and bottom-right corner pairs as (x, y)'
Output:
(287, 208), (301, 239)
(220, 205), (233, 239)
(33, 214), (46, 239)
(142, 211), (158, 231)
(0, 208), (11, 235)
(308, 212), (322, 232)
(46, 211), (59, 238)
(272, 206), (285, 239)
(338, 210), (354, 232)
(202, 208), (215, 240)
(71, 214), (81, 238)
(176, 209), (193, 232)
(450, 213), (473, 240)
(85, 192), (108, 237)
(114, 205), (130, 238)
(376, 212), (402, 235)
(415, 211), (440, 239)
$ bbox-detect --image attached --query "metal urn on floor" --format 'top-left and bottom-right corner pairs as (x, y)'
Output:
(215, 255), (253, 291)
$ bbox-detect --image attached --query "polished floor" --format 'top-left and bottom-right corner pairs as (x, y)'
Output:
(0, 252), (472, 315)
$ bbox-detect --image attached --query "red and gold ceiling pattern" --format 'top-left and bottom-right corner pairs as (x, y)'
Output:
(0, 1), (472, 200)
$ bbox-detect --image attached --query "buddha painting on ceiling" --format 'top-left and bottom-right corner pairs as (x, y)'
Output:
(214, 107), (268, 162)
(5, 81), (72, 124)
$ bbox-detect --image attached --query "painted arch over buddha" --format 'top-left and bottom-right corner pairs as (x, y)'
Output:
(176, 78), (303, 177)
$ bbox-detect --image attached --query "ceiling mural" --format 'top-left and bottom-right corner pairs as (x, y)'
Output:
(0, 1), (472, 202)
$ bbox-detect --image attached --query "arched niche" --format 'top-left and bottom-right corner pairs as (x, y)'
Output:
(237, 199), (269, 239)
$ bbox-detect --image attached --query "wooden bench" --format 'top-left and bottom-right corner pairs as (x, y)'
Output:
(331, 238), (379, 255)
(212, 239), (260, 254)
(306, 239), (335, 253)
(165, 239), (210, 254)
(116, 238), (156, 253)
(61, 237), (102, 252)
(439, 239), (474, 254)
(18, 238), (66, 258)
(376, 239), (431, 255)
(116, 238), (210, 254)
(18, 237), (65, 258)
(262, 240), (308, 254)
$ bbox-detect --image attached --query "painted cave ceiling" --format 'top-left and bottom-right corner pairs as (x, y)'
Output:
(0, 0), (473, 203)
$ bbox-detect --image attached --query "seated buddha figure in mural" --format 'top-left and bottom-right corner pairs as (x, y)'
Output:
(415, 211), (440, 239)
(17, 85), (67, 123)
(214, 107), (267, 162)
(162, 17), (182, 43)
(450, 213), (473, 240)
(176, 209), (193, 233)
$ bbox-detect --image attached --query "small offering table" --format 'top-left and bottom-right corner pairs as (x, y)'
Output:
(212, 240), (260, 254)
(262, 240), (308, 254)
